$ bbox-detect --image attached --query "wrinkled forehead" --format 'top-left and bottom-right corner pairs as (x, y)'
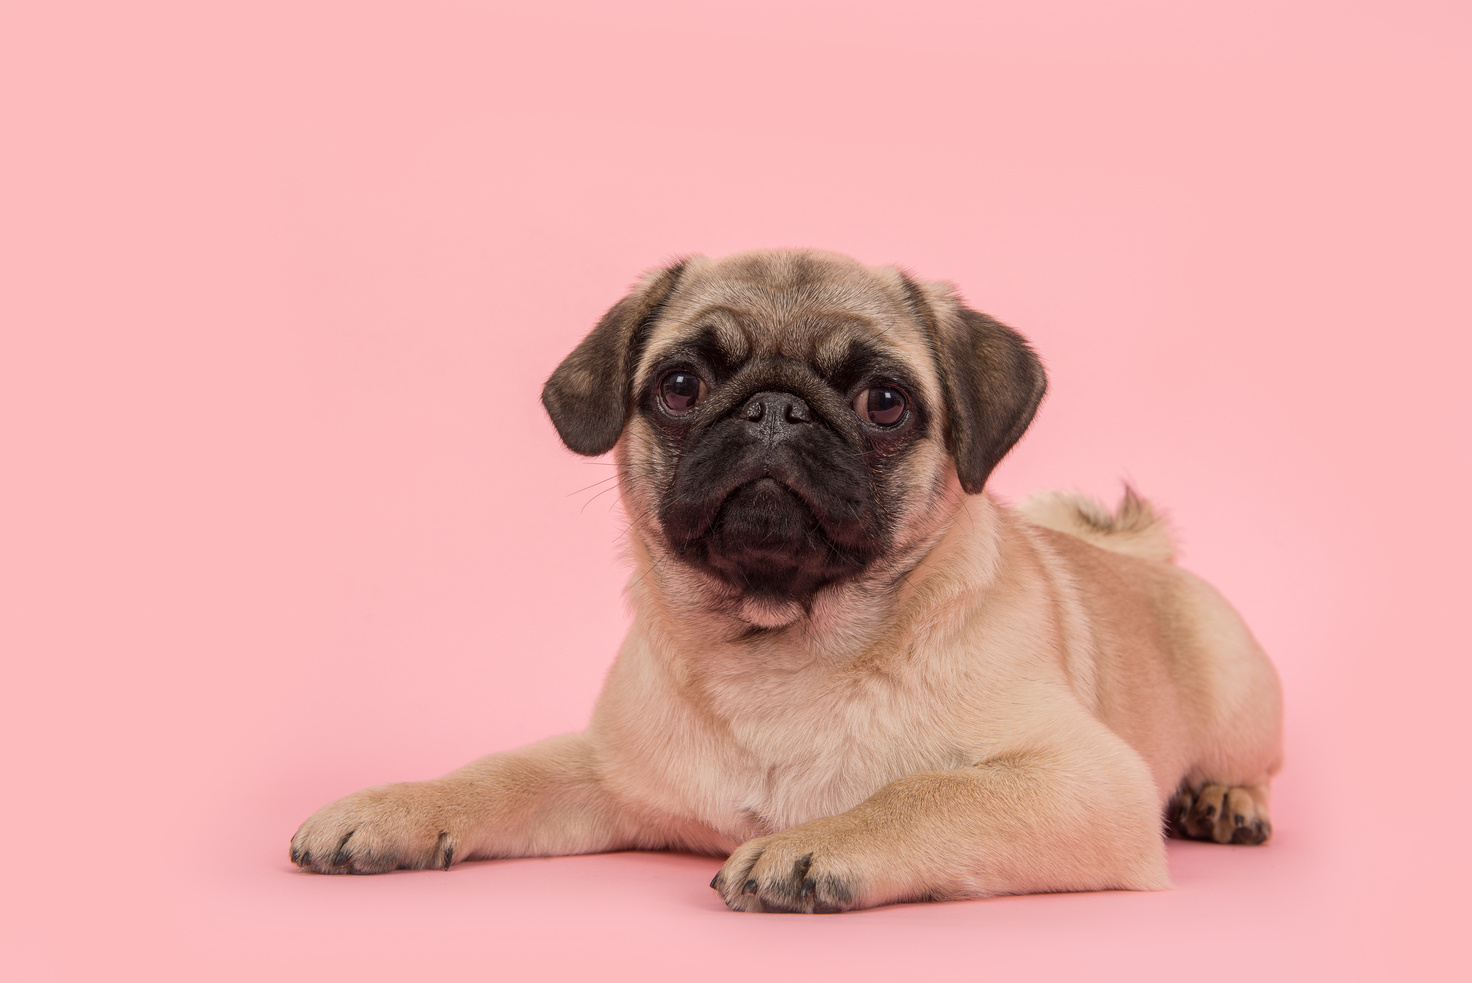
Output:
(638, 252), (938, 393)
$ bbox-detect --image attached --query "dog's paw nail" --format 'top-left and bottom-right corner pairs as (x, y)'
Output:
(800, 877), (816, 898)
(742, 879), (758, 896)
(710, 874), (720, 889)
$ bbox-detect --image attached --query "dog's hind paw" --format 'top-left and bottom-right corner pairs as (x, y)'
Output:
(1169, 784), (1271, 845)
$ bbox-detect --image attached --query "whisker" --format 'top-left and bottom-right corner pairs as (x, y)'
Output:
(626, 554), (667, 593)
(566, 474), (621, 497)
(580, 483), (623, 514)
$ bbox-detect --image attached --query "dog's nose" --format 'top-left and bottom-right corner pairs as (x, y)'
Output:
(740, 391), (812, 440)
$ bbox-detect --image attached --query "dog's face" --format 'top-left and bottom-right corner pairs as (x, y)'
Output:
(542, 250), (1046, 625)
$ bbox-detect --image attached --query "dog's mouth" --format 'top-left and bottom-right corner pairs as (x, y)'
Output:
(664, 474), (876, 600)
(711, 477), (820, 555)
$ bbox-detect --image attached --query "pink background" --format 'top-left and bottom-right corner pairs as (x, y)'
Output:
(4, 2), (1469, 980)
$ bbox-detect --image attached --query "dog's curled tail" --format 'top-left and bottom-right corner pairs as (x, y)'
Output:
(1018, 486), (1177, 564)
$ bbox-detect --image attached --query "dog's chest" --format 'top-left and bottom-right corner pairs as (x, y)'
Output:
(662, 656), (969, 842)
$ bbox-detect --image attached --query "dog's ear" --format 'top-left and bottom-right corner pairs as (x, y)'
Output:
(901, 276), (1047, 494)
(542, 260), (690, 456)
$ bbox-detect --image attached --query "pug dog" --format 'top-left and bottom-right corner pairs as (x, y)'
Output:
(290, 249), (1283, 913)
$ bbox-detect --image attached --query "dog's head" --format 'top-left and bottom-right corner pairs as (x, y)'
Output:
(542, 250), (1045, 623)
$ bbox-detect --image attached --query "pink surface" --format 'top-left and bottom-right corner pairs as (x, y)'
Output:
(4, 1), (1469, 980)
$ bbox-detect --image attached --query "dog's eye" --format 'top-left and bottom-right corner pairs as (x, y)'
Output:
(658, 370), (708, 415)
(853, 386), (907, 427)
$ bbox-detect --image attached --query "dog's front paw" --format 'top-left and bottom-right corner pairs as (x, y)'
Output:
(711, 818), (882, 913)
(290, 782), (459, 874)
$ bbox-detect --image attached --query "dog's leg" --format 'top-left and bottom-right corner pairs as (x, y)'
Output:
(290, 733), (643, 873)
(711, 721), (1171, 912)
